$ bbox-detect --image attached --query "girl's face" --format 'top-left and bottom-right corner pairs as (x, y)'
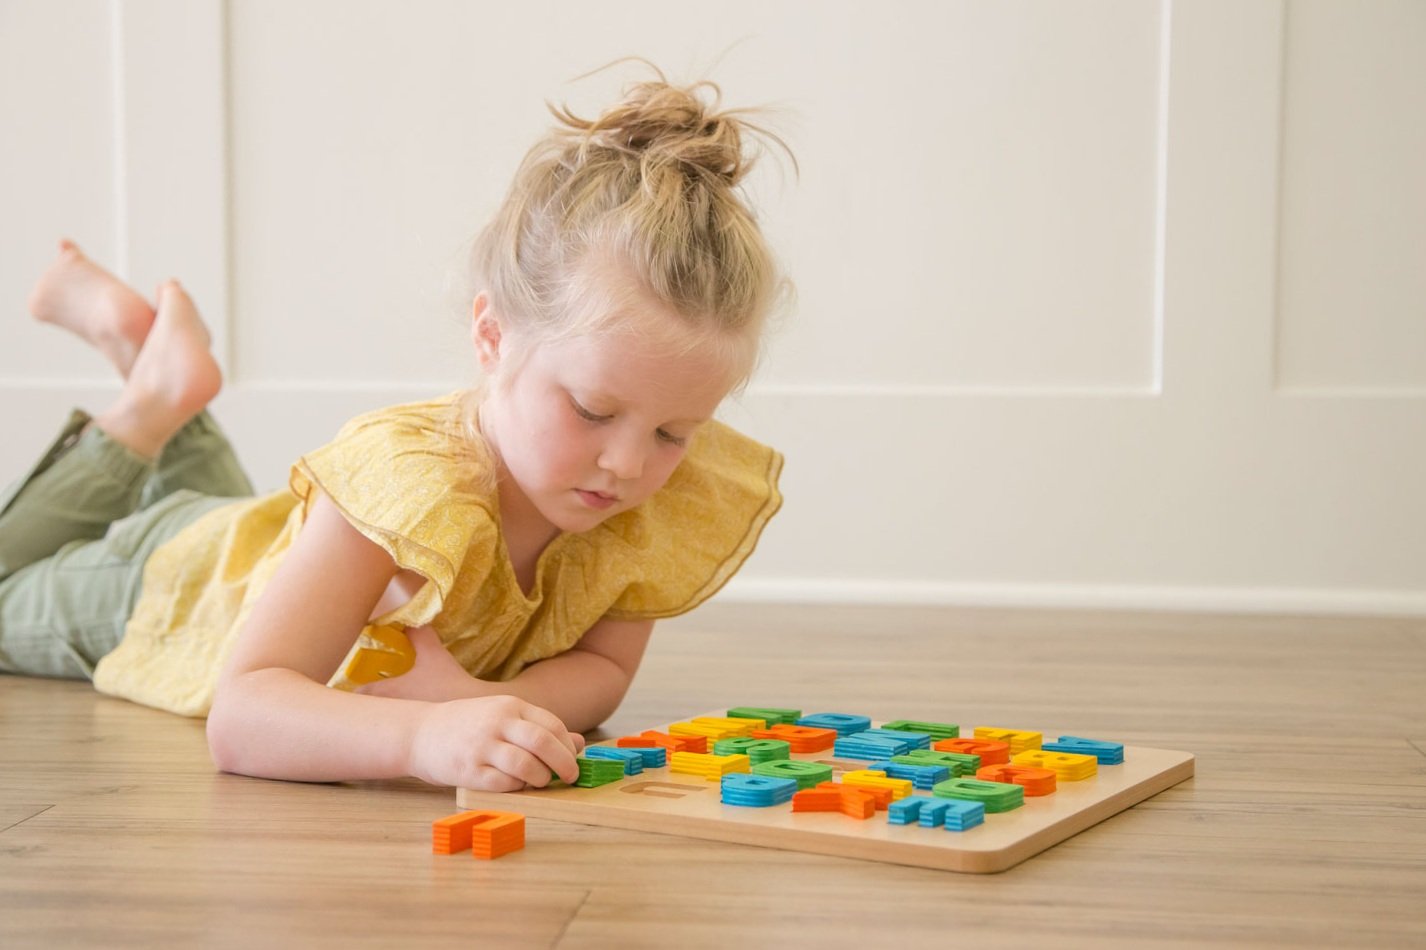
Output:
(474, 297), (736, 541)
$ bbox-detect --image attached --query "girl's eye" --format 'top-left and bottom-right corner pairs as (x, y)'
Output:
(656, 429), (687, 448)
(571, 399), (612, 423)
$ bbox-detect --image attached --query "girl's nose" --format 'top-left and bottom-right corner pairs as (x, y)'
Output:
(598, 433), (646, 481)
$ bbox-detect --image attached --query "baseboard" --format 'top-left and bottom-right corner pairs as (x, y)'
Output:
(716, 578), (1426, 618)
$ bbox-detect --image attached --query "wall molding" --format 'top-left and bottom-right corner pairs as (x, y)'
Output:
(0, 379), (1167, 399)
(1267, 0), (1426, 398)
(1150, 0), (1173, 395)
(1274, 386), (1426, 400)
(718, 577), (1426, 618)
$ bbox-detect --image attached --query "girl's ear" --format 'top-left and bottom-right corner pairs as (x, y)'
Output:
(471, 293), (502, 372)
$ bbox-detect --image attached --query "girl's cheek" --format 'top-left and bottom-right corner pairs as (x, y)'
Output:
(649, 453), (685, 489)
(538, 402), (578, 439)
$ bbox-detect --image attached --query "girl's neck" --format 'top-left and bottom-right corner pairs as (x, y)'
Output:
(475, 397), (560, 592)
(494, 469), (560, 595)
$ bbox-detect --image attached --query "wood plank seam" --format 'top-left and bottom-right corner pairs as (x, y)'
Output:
(0, 805), (55, 835)
(552, 889), (593, 948)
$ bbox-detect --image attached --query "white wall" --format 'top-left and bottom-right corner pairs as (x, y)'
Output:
(2, 0), (1423, 615)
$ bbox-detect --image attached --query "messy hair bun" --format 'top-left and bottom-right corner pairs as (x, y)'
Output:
(469, 61), (794, 388)
(551, 76), (764, 188)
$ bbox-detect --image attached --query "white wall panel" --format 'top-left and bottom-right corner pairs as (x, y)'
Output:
(2, 0), (1423, 615)
(1275, 0), (1426, 392)
(110, 0), (230, 370)
(227, 0), (1162, 391)
(744, 1), (1165, 391)
(0, 0), (117, 381)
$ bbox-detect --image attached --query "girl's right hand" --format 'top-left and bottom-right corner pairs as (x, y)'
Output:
(407, 695), (583, 790)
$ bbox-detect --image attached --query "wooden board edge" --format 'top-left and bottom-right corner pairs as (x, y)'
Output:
(977, 752), (1196, 873)
(454, 744), (1198, 874)
(457, 784), (997, 872)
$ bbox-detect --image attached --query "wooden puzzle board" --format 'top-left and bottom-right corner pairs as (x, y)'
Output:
(456, 712), (1195, 873)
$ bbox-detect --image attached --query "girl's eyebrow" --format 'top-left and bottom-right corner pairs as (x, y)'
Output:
(572, 388), (708, 426)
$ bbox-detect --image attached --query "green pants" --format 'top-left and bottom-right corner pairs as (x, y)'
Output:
(0, 409), (253, 679)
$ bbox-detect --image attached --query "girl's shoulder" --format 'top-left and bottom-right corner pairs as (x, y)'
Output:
(312, 392), (492, 492)
(289, 392), (499, 599)
(591, 420), (784, 620)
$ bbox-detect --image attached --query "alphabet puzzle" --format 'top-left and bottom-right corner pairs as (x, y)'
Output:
(455, 708), (1194, 873)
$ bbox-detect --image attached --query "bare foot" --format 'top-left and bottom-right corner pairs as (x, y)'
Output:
(27, 240), (156, 378)
(91, 281), (222, 460)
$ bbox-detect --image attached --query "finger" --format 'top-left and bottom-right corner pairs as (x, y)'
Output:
(515, 703), (580, 757)
(470, 764), (526, 793)
(490, 743), (563, 789)
(504, 720), (581, 784)
(557, 730), (580, 759)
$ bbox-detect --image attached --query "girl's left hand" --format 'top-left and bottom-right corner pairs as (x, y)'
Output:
(355, 625), (480, 701)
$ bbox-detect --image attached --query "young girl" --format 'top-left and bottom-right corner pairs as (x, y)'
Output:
(0, 72), (789, 793)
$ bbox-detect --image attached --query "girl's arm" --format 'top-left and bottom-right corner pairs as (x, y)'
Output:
(205, 491), (582, 790)
(359, 616), (654, 734)
(502, 616), (654, 732)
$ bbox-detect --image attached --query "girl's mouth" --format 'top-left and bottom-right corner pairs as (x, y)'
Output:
(576, 489), (617, 510)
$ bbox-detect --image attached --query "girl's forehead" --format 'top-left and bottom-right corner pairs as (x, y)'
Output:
(538, 326), (734, 411)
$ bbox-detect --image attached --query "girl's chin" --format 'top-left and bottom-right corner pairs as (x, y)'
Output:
(538, 496), (617, 534)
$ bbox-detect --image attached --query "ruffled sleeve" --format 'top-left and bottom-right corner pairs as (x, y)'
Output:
(600, 420), (783, 620)
(287, 396), (499, 631)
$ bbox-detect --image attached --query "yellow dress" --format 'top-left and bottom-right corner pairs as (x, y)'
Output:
(91, 393), (783, 717)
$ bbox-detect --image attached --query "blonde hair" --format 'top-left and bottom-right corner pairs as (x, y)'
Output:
(456, 63), (794, 474)
(484, 62), (787, 359)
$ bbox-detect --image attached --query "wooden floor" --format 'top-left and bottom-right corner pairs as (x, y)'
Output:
(2, 604), (1424, 948)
